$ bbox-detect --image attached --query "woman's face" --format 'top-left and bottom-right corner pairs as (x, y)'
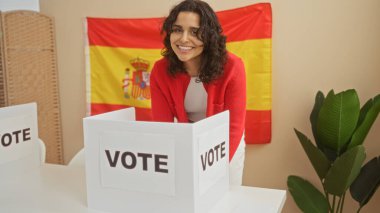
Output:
(170, 11), (204, 66)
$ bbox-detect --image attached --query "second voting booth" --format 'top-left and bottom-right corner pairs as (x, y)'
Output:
(0, 103), (40, 183)
(83, 108), (230, 213)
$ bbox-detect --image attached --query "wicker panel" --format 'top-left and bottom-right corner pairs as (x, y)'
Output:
(1, 11), (63, 164)
(0, 12), (7, 107)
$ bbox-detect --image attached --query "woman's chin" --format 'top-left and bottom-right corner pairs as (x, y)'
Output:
(176, 56), (190, 62)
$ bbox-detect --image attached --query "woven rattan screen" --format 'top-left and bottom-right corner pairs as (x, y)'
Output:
(0, 11), (63, 164)
(0, 14), (6, 107)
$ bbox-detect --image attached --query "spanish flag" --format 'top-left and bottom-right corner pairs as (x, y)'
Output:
(85, 3), (272, 144)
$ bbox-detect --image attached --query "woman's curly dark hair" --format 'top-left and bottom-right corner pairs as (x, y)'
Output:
(161, 0), (227, 83)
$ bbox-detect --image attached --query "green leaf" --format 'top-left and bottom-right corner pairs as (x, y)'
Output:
(350, 156), (380, 207)
(310, 91), (325, 149)
(287, 175), (329, 213)
(294, 128), (331, 180)
(317, 89), (360, 154)
(348, 94), (380, 149)
(357, 98), (374, 128)
(321, 146), (338, 163)
(324, 145), (366, 196)
(309, 91), (338, 162)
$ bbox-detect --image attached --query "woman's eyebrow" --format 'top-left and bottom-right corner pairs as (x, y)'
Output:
(172, 25), (199, 30)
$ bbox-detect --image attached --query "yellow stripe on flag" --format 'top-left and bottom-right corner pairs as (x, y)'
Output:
(90, 46), (161, 107)
(91, 39), (272, 110)
(227, 39), (272, 110)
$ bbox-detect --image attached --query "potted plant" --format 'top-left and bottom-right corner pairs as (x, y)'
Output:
(287, 89), (380, 213)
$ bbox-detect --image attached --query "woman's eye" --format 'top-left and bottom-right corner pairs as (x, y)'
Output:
(172, 28), (182, 33)
(191, 29), (199, 36)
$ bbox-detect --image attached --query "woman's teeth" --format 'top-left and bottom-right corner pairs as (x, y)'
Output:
(178, 45), (193, 50)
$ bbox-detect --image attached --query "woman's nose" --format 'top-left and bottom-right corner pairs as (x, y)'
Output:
(180, 31), (190, 42)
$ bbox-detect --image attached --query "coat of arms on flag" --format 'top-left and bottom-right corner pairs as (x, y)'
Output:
(123, 58), (151, 100)
(85, 3), (272, 144)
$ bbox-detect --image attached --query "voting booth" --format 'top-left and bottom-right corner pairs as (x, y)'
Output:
(83, 107), (230, 213)
(0, 103), (40, 183)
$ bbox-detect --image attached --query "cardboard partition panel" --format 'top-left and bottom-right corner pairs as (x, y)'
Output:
(0, 103), (40, 183)
(83, 108), (229, 213)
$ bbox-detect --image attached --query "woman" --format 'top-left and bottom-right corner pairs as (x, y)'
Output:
(150, 0), (246, 185)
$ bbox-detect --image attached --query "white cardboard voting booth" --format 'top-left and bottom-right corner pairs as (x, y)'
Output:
(83, 107), (230, 213)
(0, 103), (40, 183)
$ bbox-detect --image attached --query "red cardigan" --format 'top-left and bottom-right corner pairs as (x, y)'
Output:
(150, 52), (246, 161)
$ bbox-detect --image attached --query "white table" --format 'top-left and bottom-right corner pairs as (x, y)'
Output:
(0, 164), (286, 213)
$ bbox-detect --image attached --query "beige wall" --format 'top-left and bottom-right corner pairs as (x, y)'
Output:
(40, 0), (380, 212)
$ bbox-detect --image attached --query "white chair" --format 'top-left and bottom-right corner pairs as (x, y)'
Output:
(38, 138), (46, 163)
(68, 148), (85, 167)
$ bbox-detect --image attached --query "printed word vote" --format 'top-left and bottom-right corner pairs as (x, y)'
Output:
(1, 128), (31, 147)
(200, 141), (226, 171)
(105, 150), (169, 173)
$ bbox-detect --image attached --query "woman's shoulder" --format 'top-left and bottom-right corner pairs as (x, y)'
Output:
(152, 57), (168, 71)
(224, 52), (245, 73)
(151, 57), (170, 78)
(226, 52), (243, 65)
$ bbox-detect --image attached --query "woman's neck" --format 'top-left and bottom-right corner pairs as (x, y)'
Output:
(184, 58), (201, 77)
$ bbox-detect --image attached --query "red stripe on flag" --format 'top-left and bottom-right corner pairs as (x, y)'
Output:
(218, 3), (272, 41)
(87, 3), (271, 48)
(245, 110), (271, 144)
(91, 103), (152, 121)
(87, 17), (164, 48)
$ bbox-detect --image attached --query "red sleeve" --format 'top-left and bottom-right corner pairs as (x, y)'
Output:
(150, 62), (174, 122)
(224, 58), (246, 161)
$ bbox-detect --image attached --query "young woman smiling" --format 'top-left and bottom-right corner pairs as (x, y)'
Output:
(150, 0), (246, 185)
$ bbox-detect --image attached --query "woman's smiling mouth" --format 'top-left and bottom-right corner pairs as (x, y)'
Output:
(177, 45), (194, 52)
